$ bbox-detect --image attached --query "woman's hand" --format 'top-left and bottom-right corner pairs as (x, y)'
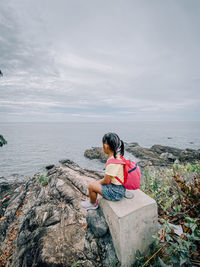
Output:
(98, 174), (112, 185)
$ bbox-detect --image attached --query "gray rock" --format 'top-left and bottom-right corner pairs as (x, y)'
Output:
(179, 149), (200, 162)
(159, 152), (176, 162)
(0, 163), (119, 266)
(59, 158), (79, 166)
(84, 147), (109, 163)
(124, 141), (140, 149)
(150, 144), (183, 157)
(126, 143), (200, 167)
(86, 208), (109, 237)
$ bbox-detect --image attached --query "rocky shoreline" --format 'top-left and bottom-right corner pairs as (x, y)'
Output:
(84, 142), (200, 168)
(0, 161), (120, 267)
(0, 142), (199, 266)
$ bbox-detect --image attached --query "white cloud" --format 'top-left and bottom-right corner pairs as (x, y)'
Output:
(0, 0), (200, 122)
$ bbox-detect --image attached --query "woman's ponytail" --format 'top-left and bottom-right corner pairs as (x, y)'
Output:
(120, 140), (124, 156)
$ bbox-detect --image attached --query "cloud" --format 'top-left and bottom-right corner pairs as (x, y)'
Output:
(0, 0), (200, 122)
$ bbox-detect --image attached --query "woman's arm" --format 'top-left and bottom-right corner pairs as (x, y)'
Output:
(98, 174), (112, 185)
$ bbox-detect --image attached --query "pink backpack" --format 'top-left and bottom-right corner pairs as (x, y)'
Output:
(105, 155), (141, 190)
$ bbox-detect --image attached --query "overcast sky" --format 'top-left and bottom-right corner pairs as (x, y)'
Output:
(0, 0), (200, 122)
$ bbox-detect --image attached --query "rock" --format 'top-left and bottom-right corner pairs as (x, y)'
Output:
(179, 149), (200, 162)
(84, 141), (200, 168)
(59, 158), (79, 166)
(124, 142), (140, 149)
(0, 181), (10, 194)
(84, 147), (109, 163)
(150, 144), (183, 157)
(0, 134), (7, 147)
(168, 223), (183, 236)
(159, 152), (176, 162)
(84, 226), (119, 266)
(86, 208), (108, 237)
(126, 145), (157, 159)
(45, 164), (55, 170)
(0, 162), (118, 266)
(126, 143), (200, 167)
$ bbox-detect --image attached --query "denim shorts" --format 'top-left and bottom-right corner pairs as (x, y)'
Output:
(101, 183), (126, 201)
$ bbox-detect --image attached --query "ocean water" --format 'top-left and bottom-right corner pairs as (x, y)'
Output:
(0, 121), (200, 179)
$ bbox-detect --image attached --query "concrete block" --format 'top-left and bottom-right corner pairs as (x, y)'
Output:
(98, 189), (158, 267)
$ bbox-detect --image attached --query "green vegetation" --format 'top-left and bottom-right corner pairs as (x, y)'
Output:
(134, 163), (200, 266)
(36, 173), (49, 186)
(0, 134), (7, 147)
(71, 260), (82, 267)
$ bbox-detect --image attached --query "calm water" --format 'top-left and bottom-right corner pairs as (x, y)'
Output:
(0, 121), (200, 179)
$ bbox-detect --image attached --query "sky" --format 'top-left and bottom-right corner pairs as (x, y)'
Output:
(0, 0), (200, 122)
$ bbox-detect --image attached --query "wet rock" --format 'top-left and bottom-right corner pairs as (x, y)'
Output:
(45, 164), (55, 170)
(0, 181), (10, 195)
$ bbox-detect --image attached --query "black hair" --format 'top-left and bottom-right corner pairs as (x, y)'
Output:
(102, 132), (124, 158)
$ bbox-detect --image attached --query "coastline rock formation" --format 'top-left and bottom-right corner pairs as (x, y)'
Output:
(84, 147), (109, 163)
(84, 142), (200, 168)
(1, 142), (199, 266)
(0, 162), (120, 267)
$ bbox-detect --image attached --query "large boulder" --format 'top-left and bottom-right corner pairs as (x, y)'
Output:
(86, 209), (108, 238)
(84, 147), (109, 163)
(0, 162), (119, 266)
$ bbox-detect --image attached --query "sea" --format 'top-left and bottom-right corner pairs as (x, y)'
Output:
(0, 121), (200, 180)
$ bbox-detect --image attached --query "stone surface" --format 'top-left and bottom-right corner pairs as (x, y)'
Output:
(98, 189), (158, 267)
(84, 147), (109, 163)
(0, 162), (119, 267)
(85, 143), (200, 168)
(86, 209), (108, 238)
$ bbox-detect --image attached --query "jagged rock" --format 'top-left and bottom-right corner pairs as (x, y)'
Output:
(0, 181), (10, 195)
(150, 144), (183, 157)
(59, 158), (79, 166)
(84, 147), (109, 163)
(45, 164), (55, 170)
(86, 209), (108, 237)
(126, 145), (157, 160)
(179, 149), (200, 162)
(0, 162), (118, 266)
(124, 142), (140, 149)
(84, 227), (120, 266)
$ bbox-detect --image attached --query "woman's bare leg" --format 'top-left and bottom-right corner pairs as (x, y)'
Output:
(88, 181), (103, 204)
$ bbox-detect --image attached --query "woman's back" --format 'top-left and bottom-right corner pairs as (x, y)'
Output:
(105, 152), (124, 185)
